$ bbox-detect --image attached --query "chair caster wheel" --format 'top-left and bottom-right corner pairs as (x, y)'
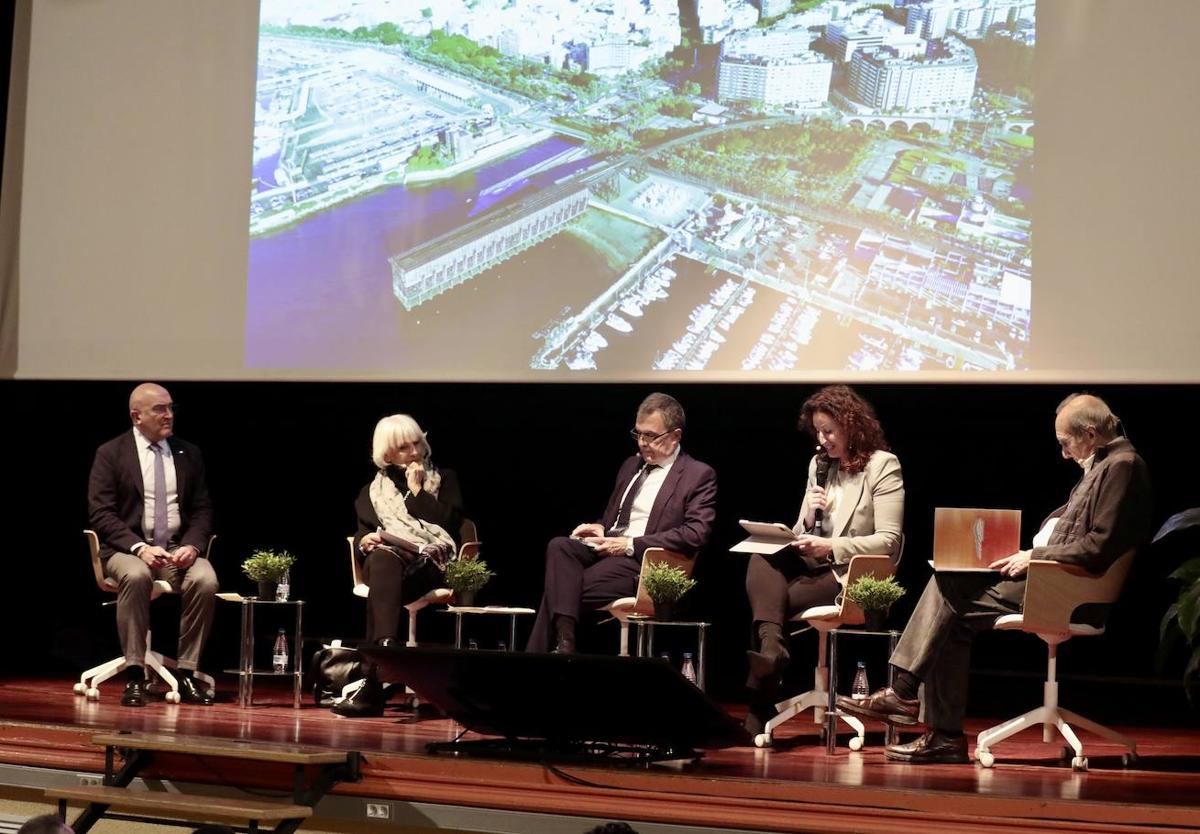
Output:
(848, 736), (864, 751)
(165, 691), (181, 704)
(73, 683), (87, 696)
(1071, 756), (1088, 772)
(1121, 752), (1138, 767)
(754, 733), (772, 748)
(86, 688), (100, 701)
(977, 750), (995, 768)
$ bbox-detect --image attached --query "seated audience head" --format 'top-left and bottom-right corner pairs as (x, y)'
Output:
(583, 824), (639, 834)
(17, 816), (72, 834)
(128, 382), (175, 443)
(798, 385), (888, 474)
(632, 392), (684, 466)
(189, 827), (235, 834)
(371, 413), (432, 469)
(1054, 393), (1119, 467)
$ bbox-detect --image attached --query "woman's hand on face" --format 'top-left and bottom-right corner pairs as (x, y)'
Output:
(405, 462), (426, 494)
(360, 532), (383, 553)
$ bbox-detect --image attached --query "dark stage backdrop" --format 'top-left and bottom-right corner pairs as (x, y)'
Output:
(3, 381), (1197, 723)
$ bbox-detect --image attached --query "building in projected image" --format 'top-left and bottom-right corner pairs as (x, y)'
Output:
(390, 186), (591, 311)
(718, 53), (833, 107)
(849, 39), (977, 111)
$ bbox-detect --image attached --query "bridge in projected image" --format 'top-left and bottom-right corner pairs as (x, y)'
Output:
(389, 183), (591, 311)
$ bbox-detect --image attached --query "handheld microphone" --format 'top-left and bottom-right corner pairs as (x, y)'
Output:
(812, 446), (832, 536)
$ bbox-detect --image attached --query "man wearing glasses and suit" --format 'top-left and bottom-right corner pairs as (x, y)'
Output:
(87, 383), (219, 707)
(526, 392), (718, 654)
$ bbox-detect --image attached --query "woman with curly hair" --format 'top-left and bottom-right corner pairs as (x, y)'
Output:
(743, 385), (904, 735)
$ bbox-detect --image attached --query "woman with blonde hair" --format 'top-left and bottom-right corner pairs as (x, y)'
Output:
(333, 414), (465, 717)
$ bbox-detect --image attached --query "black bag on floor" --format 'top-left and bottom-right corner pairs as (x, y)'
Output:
(308, 643), (364, 707)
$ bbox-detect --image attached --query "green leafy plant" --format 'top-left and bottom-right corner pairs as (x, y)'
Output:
(443, 557), (494, 595)
(1159, 557), (1200, 704)
(641, 563), (697, 604)
(241, 549), (295, 582)
(846, 575), (905, 611)
(1154, 509), (1200, 705)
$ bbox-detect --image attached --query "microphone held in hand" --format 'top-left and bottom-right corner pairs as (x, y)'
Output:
(813, 447), (832, 536)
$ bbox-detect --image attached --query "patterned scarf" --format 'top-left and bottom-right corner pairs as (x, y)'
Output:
(369, 471), (455, 566)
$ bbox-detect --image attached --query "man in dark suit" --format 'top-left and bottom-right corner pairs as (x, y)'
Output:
(87, 382), (218, 706)
(527, 392), (718, 653)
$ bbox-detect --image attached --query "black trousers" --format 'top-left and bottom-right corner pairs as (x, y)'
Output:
(526, 536), (641, 653)
(361, 549), (445, 643)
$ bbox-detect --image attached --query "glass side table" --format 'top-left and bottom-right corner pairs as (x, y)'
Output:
(218, 594), (304, 709)
(826, 627), (900, 754)
(442, 606), (536, 650)
(629, 616), (711, 693)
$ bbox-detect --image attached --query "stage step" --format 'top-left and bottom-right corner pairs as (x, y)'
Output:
(45, 731), (360, 834)
(89, 731), (350, 765)
(46, 785), (311, 826)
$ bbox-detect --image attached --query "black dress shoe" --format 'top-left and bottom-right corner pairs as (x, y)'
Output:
(746, 646), (790, 678)
(553, 634), (576, 654)
(120, 678), (147, 708)
(331, 676), (384, 718)
(178, 676), (214, 706)
(836, 687), (921, 726)
(885, 729), (969, 764)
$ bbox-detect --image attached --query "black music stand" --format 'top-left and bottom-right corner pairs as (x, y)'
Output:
(361, 645), (749, 763)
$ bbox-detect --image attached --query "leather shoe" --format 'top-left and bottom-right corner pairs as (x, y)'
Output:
(331, 676), (384, 718)
(746, 646), (790, 679)
(836, 687), (920, 726)
(885, 729), (969, 764)
(553, 633), (576, 654)
(120, 678), (147, 708)
(177, 676), (214, 706)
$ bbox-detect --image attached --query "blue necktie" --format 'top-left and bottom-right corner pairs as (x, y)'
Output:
(150, 443), (168, 548)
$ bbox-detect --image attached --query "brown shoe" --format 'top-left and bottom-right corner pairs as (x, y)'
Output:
(884, 730), (969, 764)
(836, 687), (920, 726)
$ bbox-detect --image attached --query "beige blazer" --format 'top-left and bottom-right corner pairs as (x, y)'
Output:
(794, 449), (904, 566)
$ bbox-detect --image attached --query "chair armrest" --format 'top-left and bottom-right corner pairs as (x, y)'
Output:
(1019, 553), (1132, 636)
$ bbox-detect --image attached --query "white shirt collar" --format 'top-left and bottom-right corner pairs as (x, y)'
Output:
(133, 426), (168, 453)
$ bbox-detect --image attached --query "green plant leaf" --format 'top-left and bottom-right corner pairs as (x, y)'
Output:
(1155, 620), (1183, 674)
(1179, 584), (1200, 643)
(1159, 602), (1180, 642)
(1168, 556), (1200, 585)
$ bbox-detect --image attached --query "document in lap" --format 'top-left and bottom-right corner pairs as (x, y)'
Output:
(932, 507), (1021, 571)
(731, 520), (797, 555)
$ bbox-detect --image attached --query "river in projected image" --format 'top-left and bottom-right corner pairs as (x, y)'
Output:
(248, 0), (1035, 378)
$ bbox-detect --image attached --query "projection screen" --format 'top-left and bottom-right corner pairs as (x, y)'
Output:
(2, 0), (1198, 381)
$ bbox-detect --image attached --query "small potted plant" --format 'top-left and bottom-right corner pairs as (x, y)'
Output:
(241, 549), (296, 601)
(642, 562), (697, 622)
(443, 558), (494, 607)
(1154, 508), (1200, 705)
(846, 575), (905, 630)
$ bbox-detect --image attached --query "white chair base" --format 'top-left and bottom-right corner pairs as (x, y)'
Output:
(73, 630), (215, 704)
(975, 680), (1137, 772)
(752, 666), (866, 750)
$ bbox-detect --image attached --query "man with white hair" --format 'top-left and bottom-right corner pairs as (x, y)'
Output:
(88, 383), (219, 707)
(839, 393), (1151, 763)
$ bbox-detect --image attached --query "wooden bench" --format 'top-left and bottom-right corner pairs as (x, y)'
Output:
(45, 785), (311, 831)
(44, 732), (360, 834)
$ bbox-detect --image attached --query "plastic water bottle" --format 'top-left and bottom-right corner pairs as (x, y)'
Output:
(275, 570), (290, 602)
(496, 640), (507, 652)
(467, 638), (479, 650)
(273, 628), (288, 674)
(658, 651), (671, 666)
(851, 661), (870, 700)
(681, 652), (697, 686)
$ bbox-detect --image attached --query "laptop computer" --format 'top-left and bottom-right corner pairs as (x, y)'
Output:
(932, 507), (1021, 571)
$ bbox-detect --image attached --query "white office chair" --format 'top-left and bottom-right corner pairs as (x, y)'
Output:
(753, 554), (896, 749)
(601, 548), (693, 656)
(975, 551), (1137, 772)
(74, 530), (216, 703)
(346, 518), (480, 647)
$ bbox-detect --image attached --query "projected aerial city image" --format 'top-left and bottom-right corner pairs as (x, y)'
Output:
(248, 0), (1034, 375)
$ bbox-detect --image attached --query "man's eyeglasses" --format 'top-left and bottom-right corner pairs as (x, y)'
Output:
(630, 428), (674, 444)
(143, 403), (177, 416)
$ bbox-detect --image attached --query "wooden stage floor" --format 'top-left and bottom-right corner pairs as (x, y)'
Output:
(1, 676), (1198, 833)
